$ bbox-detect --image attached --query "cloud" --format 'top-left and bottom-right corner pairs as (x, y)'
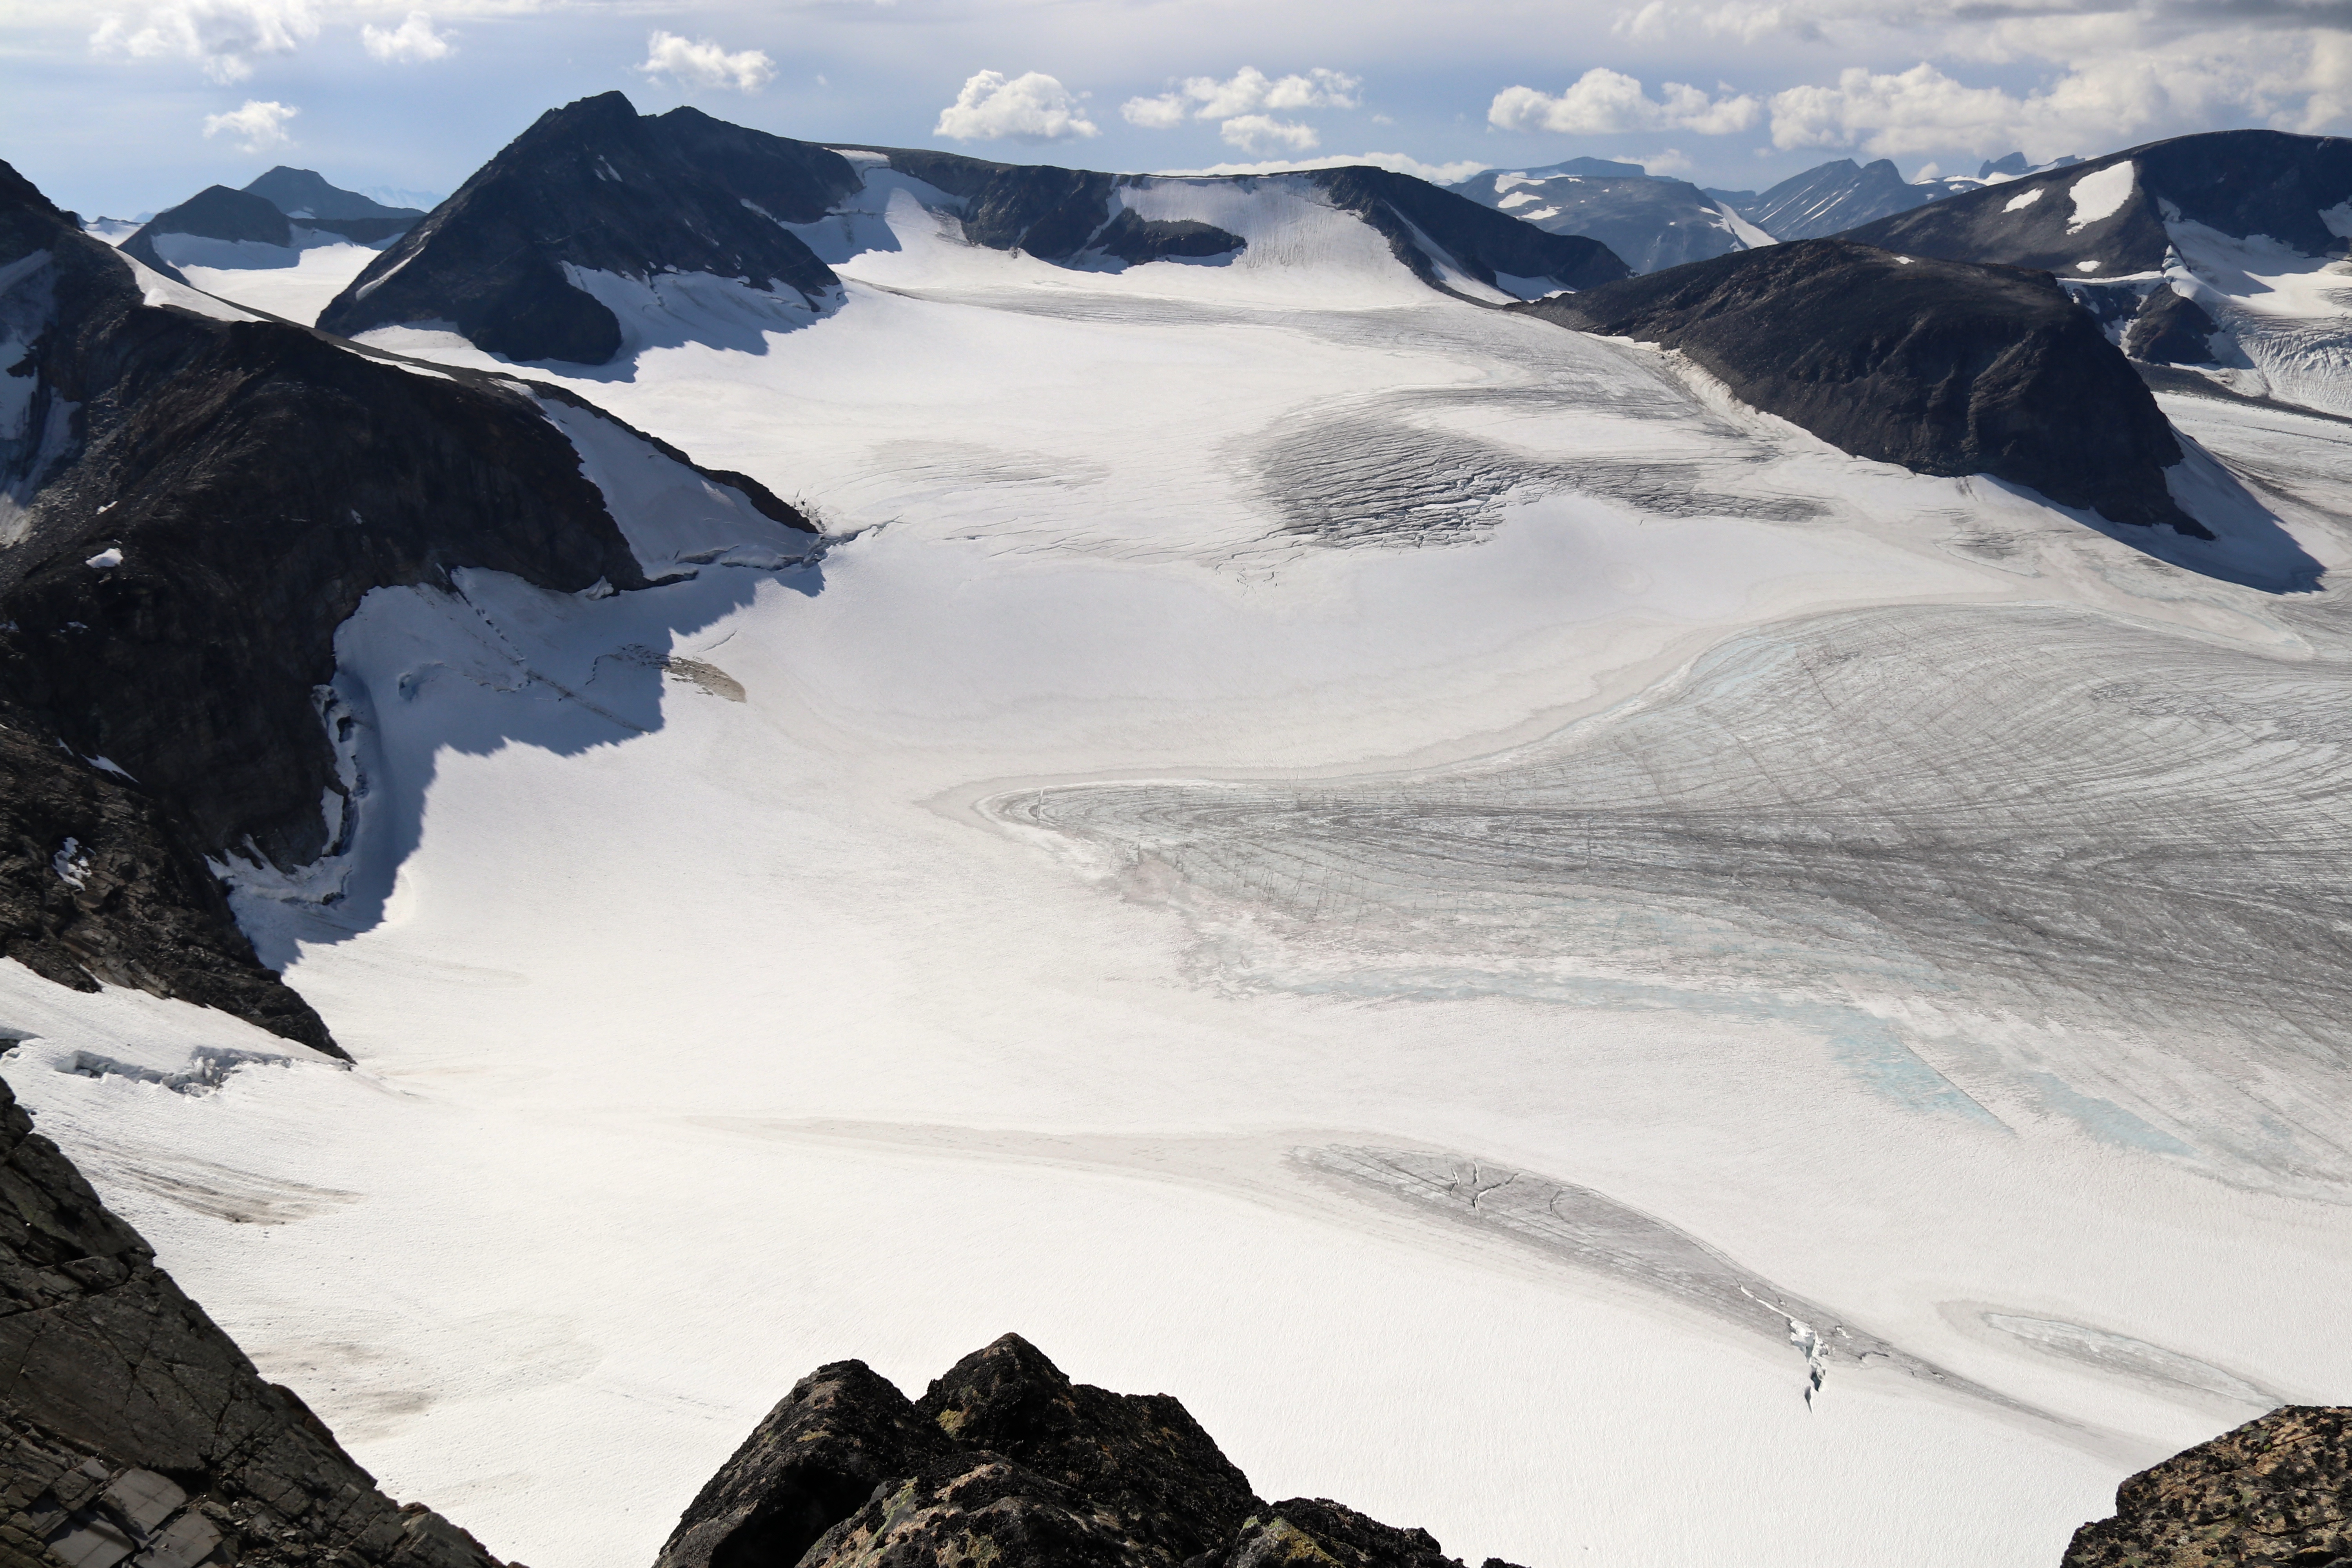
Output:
(1490, 70), (1762, 135)
(1158, 151), (1489, 184)
(361, 11), (448, 62)
(1122, 66), (1361, 129)
(638, 30), (773, 94)
(201, 96), (297, 151)
(935, 69), (1100, 141)
(91, 0), (317, 83)
(1219, 114), (1319, 152)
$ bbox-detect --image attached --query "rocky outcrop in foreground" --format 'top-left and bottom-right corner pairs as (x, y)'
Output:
(0, 1077), (500, 1568)
(1518, 237), (2201, 533)
(658, 1334), (1523, 1568)
(2065, 1407), (2352, 1568)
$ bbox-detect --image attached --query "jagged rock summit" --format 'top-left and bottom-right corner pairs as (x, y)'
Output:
(320, 92), (1630, 366)
(2064, 1406), (2352, 1567)
(659, 1334), (1526, 1568)
(1517, 237), (2204, 535)
(0, 154), (809, 1046)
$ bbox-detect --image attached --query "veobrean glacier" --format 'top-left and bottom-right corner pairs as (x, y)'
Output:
(5, 111), (2352, 1568)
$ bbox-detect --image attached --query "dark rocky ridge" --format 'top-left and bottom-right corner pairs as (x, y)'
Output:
(1720, 158), (1933, 241)
(321, 93), (848, 365)
(1838, 130), (2352, 277)
(120, 189), (289, 278)
(1517, 237), (2200, 533)
(659, 1333), (1524, 1568)
(322, 93), (1628, 366)
(2064, 1406), (2352, 1567)
(0, 1075), (503, 1568)
(0, 156), (806, 1046)
(240, 168), (422, 226)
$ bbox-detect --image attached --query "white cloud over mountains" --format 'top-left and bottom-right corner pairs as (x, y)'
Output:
(935, 70), (1100, 141)
(1489, 70), (1761, 135)
(1121, 66), (1362, 156)
(91, 0), (317, 83)
(638, 29), (773, 93)
(201, 95), (296, 149)
(361, 11), (447, 62)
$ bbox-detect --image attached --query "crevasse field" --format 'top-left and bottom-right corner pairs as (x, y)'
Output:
(22, 172), (2352, 1567)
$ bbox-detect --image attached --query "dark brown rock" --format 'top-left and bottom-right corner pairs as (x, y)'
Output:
(914, 1334), (1261, 1562)
(655, 1361), (948, 1568)
(797, 1452), (1157, 1568)
(1201, 1498), (1498, 1568)
(2064, 1407), (2352, 1568)
(0, 1074), (502, 1568)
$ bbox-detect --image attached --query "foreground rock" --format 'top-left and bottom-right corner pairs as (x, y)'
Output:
(659, 1334), (1522, 1568)
(2064, 1407), (2352, 1567)
(0, 1077), (501, 1568)
(1516, 236), (2201, 534)
(0, 156), (807, 1045)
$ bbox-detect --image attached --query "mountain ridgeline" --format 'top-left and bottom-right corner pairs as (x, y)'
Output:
(120, 171), (425, 280)
(1518, 239), (2200, 533)
(319, 91), (1631, 365)
(0, 156), (807, 1048)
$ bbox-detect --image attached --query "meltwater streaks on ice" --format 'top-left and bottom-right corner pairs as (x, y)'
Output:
(1013, 599), (2352, 1193)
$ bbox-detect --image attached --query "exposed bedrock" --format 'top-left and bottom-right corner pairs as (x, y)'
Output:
(0, 1076), (503, 1568)
(320, 93), (1628, 366)
(2064, 1407), (2352, 1568)
(119, 189), (292, 280)
(1838, 129), (2352, 278)
(1517, 237), (2200, 532)
(658, 1333), (1522, 1568)
(320, 93), (849, 364)
(0, 157), (807, 1045)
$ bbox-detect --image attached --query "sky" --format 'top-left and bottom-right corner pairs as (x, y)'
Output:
(4, 0), (2351, 218)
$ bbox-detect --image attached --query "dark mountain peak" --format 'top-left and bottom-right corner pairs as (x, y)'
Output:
(1981, 151), (2031, 179)
(1518, 237), (2201, 535)
(1843, 129), (2352, 278)
(1308, 164), (1631, 291)
(244, 166), (423, 221)
(1733, 157), (1933, 240)
(1515, 155), (1648, 178)
(121, 185), (290, 278)
(0, 157), (68, 232)
(320, 92), (841, 365)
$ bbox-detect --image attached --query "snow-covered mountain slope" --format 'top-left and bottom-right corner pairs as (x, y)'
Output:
(117, 176), (421, 327)
(1449, 163), (1770, 272)
(1841, 131), (2352, 415)
(319, 93), (1628, 366)
(0, 156), (811, 1049)
(2, 92), (2335, 1568)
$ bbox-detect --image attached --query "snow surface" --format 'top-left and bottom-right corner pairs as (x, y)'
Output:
(2067, 163), (2136, 232)
(11, 166), (2352, 1568)
(176, 241), (382, 327)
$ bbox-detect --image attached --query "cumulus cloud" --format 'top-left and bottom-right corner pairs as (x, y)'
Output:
(361, 11), (448, 62)
(1219, 113), (1320, 152)
(91, 0), (317, 83)
(638, 30), (773, 94)
(1489, 69), (1762, 136)
(935, 69), (1099, 141)
(201, 96), (297, 151)
(1121, 65), (1361, 141)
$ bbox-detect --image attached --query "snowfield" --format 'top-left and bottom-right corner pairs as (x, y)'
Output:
(10, 168), (2352, 1568)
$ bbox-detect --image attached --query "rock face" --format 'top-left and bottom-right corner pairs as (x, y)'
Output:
(119, 189), (291, 278)
(2064, 1407), (2352, 1567)
(321, 93), (1628, 367)
(0, 156), (807, 1045)
(320, 92), (850, 365)
(0, 1076), (503, 1568)
(1838, 130), (2352, 279)
(241, 168), (423, 230)
(1719, 158), (1931, 241)
(2125, 287), (2223, 366)
(1517, 237), (2200, 533)
(1446, 165), (1758, 274)
(657, 1334), (1521, 1568)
